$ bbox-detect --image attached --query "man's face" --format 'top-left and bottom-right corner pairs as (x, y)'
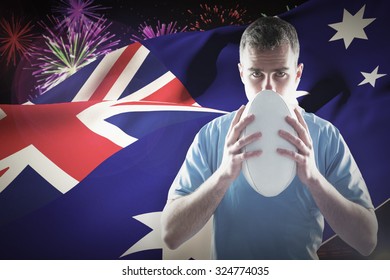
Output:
(238, 44), (303, 102)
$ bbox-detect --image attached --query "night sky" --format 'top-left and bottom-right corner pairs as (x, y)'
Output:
(0, 0), (307, 104)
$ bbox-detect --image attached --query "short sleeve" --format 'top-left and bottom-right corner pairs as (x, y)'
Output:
(167, 125), (214, 200)
(323, 126), (374, 210)
(166, 112), (233, 201)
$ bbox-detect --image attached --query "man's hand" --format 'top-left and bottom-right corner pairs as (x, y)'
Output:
(277, 107), (378, 256)
(220, 105), (262, 181)
(162, 105), (262, 250)
(277, 107), (320, 186)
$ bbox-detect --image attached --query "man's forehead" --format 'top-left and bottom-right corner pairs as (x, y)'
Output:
(247, 65), (290, 72)
(241, 44), (297, 66)
(245, 43), (291, 56)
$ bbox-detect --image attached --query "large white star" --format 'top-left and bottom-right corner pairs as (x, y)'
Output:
(120, 212), (213, 259)
(328, 5), (375, 49)
(358, 66), (387, 87)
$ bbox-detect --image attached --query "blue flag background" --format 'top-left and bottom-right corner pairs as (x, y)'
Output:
(0, 0), (389, 259)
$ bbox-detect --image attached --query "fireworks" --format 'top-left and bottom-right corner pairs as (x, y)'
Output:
(52, 0), (109, 31)
(27, 0), (118, 95)
(187, 3), (249, 31)
(131, 21), (187, 42)
(0, 16), (36, 67)
(31, 16), (119, 94)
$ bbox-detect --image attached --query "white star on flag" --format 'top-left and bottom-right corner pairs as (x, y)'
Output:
(120, 212), (213, 259)
(358, 66), (387, 87)
(328, 5), (375, 49)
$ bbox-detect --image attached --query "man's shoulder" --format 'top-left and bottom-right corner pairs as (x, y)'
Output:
(303, 110), (336, 130)
(302, 109), (342, 140)
(200, 110), (235, 132)
(302, 110), (330, 126)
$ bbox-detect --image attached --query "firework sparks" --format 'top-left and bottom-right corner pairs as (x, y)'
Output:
(31, 16), (119, 94)
(0, 16), (36, 66)
(52, 0), (109, 31)
(131, 21), (187, 42)
(188, 4), (249, 31)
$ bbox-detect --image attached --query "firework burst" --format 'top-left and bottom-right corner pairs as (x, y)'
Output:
(188, 4), (249, 31)
(0, 16), (36, 66)
(52, 0), (109, 31)
(131, 21), (187, 42)
(31, 16), (119, 94)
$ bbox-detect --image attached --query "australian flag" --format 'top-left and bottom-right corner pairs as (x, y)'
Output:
(0, 0), (389, 260)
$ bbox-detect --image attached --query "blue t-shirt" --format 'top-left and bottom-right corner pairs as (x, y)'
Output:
(169, 109), (373, 259)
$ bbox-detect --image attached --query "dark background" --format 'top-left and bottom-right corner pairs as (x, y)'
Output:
(0, 0), (307, 104)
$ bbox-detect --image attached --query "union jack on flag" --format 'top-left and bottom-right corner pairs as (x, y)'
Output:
(0, 40), (224, 259)
(0, 0), (389, 259)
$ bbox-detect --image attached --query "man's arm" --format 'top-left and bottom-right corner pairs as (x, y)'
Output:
(277, 108), (378, 256)
(161, 105), (262, 250)
(161, 168), (233, 250)
(304, 173), (377, 256)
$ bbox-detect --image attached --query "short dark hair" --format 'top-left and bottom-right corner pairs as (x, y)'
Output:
(239, 17), (300, 63)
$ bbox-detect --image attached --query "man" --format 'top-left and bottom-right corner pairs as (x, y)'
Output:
(161, 17), (378, 259)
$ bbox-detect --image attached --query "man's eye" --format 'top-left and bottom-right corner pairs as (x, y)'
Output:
(276, 72), (286, 77)
(251, 72), (262, 78)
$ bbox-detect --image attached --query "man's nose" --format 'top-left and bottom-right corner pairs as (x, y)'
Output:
(264, 76), (274, 91)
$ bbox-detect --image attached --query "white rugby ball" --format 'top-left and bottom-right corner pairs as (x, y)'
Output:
(241, 90), (297, 197)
